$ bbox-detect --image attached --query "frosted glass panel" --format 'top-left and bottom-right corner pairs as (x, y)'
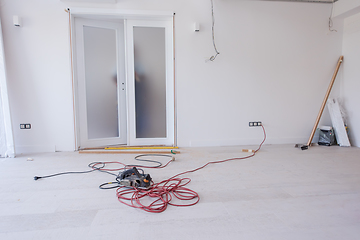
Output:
(133, 26), (166, 138)
(83, 26), (119, 139)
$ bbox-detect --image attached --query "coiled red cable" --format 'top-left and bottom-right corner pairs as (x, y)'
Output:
(116, 177), (199, 213)
(116, 125), (266, 213)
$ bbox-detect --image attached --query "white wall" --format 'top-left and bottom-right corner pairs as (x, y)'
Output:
(0, 0), (75, 153)
(0, 0), (345, 153)
(340, 12), (360, 147)
(333, 0), (360, 19)
(331, 0), (360, 147)
(175, 1), (343, 146)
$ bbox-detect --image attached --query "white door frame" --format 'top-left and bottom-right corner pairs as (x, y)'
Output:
(70, 9), (175, 149)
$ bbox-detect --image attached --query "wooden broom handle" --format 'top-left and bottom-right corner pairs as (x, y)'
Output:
(306, 56), (344, 146)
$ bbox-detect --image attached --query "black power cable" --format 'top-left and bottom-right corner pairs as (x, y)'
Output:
(132, 154), (174, 168)
(99, 154), (175, 189)
(33, 154), (175, 189)
(33, 162), (115, 180)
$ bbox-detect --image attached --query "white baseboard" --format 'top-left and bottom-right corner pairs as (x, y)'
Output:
(187, 137), (310, 148)
(15, 145), (56, 155)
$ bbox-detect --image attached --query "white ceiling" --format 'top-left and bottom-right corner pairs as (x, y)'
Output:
(261, 0), (337, 2)
(60, 0), (337, 3)
(60, 0), (117, 3)
(222, 0), (337, 2)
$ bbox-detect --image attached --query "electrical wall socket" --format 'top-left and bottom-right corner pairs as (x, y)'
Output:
(249, 121), (262, 127)
(20, 124), (31, 129)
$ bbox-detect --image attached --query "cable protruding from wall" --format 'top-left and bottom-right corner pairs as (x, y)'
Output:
(207, 0), (220, 62)
(328, 0), (337, 32)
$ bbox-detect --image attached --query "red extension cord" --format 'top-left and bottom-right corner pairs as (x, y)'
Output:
(115, 125), (267, 213)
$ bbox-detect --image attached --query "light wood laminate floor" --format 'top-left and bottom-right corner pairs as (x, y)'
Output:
(1, 144), (360, 239)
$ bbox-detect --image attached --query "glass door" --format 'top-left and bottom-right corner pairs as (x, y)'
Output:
(126, 19), (174, 146)
(75, 18), (127, 149)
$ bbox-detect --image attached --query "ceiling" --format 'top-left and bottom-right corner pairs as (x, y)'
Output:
(60, 0), (118, 3)
(60, 0), (337, 3)
(261, 0), (337, 2)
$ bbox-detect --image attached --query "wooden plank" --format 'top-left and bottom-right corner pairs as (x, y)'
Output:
(105, 146), (179, 150)
(327, 98), (351, 147)
(79, 150), (180, 154)
(305, 56), (344, 147)
(242, 149), (255, 153)
(80, 145), (178, 151)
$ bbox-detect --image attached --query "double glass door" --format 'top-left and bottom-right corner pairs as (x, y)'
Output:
(74, 17), (174, 149)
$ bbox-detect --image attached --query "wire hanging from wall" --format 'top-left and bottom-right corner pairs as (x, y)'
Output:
(328, 0), (337, 32)
(207, 0), (220, 62)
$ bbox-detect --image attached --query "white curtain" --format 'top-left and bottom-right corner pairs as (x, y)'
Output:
(0, 17), (15, 158)
(0, 91), (7, 156)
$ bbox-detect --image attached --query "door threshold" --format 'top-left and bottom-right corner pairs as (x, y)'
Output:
(79, 149), (180, 154)
(78, 144), (178, 151)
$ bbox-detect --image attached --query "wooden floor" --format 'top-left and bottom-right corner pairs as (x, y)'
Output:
(1, 144), (360, 239)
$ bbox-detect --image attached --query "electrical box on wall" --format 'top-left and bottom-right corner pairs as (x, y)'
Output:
(20, 123), (31, 129)
(249, 122), (262, 127)
(13, 16), (21, 27)
(194, 22), (200, 32)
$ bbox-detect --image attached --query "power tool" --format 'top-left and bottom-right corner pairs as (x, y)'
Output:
(117, 167), (152, 189)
